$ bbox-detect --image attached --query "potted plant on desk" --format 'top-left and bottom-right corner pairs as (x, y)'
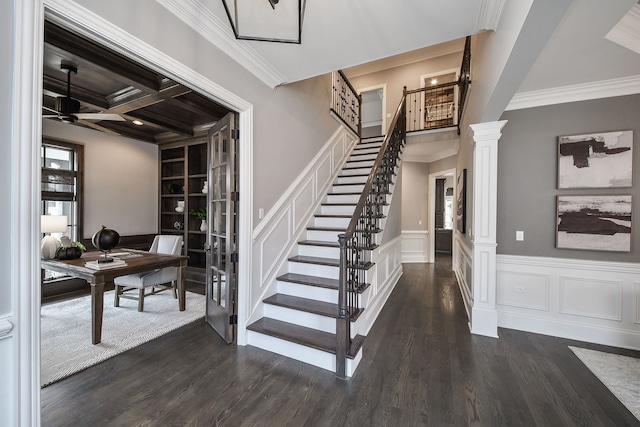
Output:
(190, 208), (207, 232)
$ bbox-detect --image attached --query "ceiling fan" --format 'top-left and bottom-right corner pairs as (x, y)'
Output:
(43, 63), (125, 125)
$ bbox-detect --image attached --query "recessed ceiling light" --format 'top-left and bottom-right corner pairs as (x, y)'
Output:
(132, 119), (144, 126)
(431, 79), (438, 85)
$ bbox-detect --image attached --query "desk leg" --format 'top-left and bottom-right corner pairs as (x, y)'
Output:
(91, 280), (105, 344)
(178, 260), (186, 311)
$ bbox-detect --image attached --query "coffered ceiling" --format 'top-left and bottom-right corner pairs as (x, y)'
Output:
(42, 21), (232, 144)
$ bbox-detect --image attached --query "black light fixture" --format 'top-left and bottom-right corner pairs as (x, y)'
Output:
(221, 0), (306, 44)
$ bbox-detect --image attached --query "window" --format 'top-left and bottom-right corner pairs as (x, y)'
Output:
(41, 140), (83, 242)
(41, 140), (84, 284)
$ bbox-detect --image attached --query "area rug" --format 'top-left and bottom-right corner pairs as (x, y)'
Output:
(41, 290), (205, 387)
(570, 346), (640, 420)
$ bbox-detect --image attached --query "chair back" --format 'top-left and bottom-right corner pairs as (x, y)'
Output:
(149, 235), (183, 256)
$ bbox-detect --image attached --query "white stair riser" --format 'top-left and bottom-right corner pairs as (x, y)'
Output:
(327, 194), (360, 204)
(247, 331), (335, 372)
(320, 204), (356, 216)
(307, 229), (344, 241)
(277, 280), (338, 303)
(263, 305), (336, 333)
(332, 184), (365, 193)
(345, 160), (374, 169)
(353, 147), (380, 155)
(336, 176), (367, 185)
(349, 155), (377, 163)
(314, 216), (351, 228)
(340, 167), (371, 176)
(298, 244), (340, 259)
(289, 262), (338, 278)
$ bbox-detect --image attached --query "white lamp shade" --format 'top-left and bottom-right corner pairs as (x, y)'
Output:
(41, 215), (68, 234)
(41, 215), (67, 259)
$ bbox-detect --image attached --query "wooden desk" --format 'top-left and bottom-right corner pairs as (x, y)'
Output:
(41, 250), (188, 344)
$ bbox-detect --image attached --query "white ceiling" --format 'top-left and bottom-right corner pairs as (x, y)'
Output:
(159, 0), (640, 162)
(158, 0), (506, 87)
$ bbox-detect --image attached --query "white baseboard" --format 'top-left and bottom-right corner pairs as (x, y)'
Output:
(497, 254), (640, 351)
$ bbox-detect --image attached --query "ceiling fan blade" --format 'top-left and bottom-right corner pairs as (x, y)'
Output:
(77, 119), (122, 136)
(42, 114), (60, 118)
(74, 113), (125, 122)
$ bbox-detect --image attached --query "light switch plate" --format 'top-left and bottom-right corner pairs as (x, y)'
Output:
(516, 230), (524, 241)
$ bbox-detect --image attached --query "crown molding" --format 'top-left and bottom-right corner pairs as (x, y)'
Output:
(605, 2), (640, 55)
(476, 0), (506, 32)
(506, 75), (640, 111)
(156, 0), (287, 89)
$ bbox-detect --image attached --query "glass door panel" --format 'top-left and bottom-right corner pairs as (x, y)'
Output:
(205, 113), (238, 343)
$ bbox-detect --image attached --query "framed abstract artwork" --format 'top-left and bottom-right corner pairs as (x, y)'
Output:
(456, 168), (466, 234)
(556, 195), (632, 252)
(557, 130), (633, 189)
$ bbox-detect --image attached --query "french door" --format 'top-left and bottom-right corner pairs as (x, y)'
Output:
(205, 112), (238, 343)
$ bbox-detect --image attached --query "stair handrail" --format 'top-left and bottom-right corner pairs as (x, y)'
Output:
(336, 90), (407, 378)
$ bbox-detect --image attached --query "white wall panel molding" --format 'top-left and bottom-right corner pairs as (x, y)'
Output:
(401, 230), (429, 263)
(506, 75), (640, 111)
(467, 121), (506, 338)
(355, 236), (403, 337)
(249, 127), (357, 323)
(497, 255), (640, 351)
(0, 317), (13, 339)
(454, 234), (473, 321)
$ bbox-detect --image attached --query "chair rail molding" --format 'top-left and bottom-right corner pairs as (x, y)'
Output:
(468, 120), (507, 338)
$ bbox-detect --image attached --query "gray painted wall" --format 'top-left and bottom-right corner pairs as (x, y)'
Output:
(498, 94), (640, 263)
(401, 161), (429, 231)
(381, 164), (402, 245)
(43, 120), (159, 238)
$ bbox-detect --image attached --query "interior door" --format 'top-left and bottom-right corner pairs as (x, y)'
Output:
(205, 112), (238, 343)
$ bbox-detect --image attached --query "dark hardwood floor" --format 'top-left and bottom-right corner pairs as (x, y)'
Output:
(41, 256), (640, 426)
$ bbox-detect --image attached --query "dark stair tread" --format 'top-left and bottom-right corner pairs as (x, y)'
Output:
(264, 294), (337, 318)
(299, 240), (380, 251)
(277, 273), (338, 289)
(337, 173), (369, 178)
(307, 226), (346, 232)
(288, 255), (375, 270)
(264, 294), (365, 322)
(299, 240), (339, 248)
(314, 214), (352, 218)
(288, 255), (339, 267)
(328, 192), (362, 196)
(247, 318), (364, 358)
(332, 182), (365, 187)
(321, 202), (356, 206)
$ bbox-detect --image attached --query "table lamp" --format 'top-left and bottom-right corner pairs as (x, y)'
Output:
(41, 215), (68, 259)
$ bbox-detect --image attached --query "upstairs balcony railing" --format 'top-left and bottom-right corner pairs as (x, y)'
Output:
(405, 36), (472, 134)
(331, 70), (361, 136)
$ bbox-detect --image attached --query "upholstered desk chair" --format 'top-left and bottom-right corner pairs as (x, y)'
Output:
(114, 235), (183, 312)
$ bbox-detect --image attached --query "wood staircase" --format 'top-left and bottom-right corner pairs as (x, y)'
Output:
(247, 136), (388, 375)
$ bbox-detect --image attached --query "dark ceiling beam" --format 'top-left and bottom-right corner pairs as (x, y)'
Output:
(44, 21), (162, 93)
(106, 84), (191, 113)
(125, 109), (195, 137)
(43, 75), (110, 110)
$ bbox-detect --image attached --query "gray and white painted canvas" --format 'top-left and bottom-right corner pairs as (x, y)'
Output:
(558, 130), (633, 189)
(557, 195), (632, 252)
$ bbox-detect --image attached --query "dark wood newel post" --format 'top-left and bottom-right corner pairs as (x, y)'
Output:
(336, 233), (348, 379)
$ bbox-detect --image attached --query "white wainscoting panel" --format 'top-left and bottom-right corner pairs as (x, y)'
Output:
(636, 282), (640, 324)
(249, 127), (357, 323)
(355, 236), (403, 337)
(454, 234), (473, 320)
(559, 277), (623, 321)
(401, 230), (429, 263)
(496, 271), (549, 311)
(497, 255), (640, 350)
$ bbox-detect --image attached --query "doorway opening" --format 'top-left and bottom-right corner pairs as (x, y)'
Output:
(428, 167), (456, 264)
(359, 85), (386, 138)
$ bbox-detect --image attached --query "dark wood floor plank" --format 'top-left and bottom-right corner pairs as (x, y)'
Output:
(41, 256), (640, 427)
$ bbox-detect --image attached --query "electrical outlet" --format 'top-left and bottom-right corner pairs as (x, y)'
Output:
(512, 286), (525, 293)
(258, 208), (264, 219)
(516, 230), (524, 241)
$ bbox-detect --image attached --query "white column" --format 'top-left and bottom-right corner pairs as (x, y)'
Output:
(469, 121), (506, 338)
